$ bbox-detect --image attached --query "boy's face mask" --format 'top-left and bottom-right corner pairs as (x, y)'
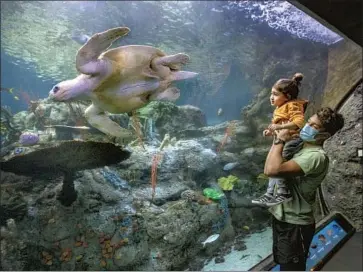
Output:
(300, 124), (330, 143)
(300, 124), (319, 142)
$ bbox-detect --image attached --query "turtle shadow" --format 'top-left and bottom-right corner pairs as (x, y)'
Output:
(0, 140), (131, 206)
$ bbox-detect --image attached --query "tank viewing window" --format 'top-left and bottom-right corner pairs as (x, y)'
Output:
(0, 1), (361, 271)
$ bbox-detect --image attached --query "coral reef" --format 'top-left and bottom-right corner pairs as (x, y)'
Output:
(0, 100), (276, 270)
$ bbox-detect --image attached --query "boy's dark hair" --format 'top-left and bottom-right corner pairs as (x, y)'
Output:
(273, 73), (304, 100)
(316, 107), (345, 136)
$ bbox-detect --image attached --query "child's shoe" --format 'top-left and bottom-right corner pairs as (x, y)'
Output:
(265, 193), (293, 207)
(251, 194), (274, 206)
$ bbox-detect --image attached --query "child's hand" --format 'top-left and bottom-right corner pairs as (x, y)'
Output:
(268, 124), (282, 131)
(263, 129), (273, 137)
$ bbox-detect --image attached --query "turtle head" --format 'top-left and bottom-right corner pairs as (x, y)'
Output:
(49, 80), (76, 101)
(49, 76), (90, 101)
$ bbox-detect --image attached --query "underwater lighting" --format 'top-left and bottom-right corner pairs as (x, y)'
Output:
(227, 0), (343, 45)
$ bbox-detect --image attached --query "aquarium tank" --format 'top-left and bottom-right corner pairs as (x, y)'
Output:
(0, 1), (354, 271)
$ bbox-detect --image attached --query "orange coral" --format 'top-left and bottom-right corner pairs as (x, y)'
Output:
(131, 110), (145, 149)
(41, 251), (53, 266)
(217, 121), (237, 152)
(151, 152), (163, 202)
(100, 238), (113, 259)
(60, 248), (72, 262)
(75, 234), (88, 247)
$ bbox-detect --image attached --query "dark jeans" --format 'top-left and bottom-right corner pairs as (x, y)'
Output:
(272, 217), (315, 271)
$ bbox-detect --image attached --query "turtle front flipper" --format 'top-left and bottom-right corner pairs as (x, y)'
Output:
(76, 27), (130, 75)
(84, 104), (134, 145)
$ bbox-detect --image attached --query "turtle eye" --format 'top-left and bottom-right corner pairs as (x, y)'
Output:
(53, 86), (60, 93)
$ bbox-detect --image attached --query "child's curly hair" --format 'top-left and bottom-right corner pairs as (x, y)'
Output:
(316, 107), (345, 136)
(273, 73), (304, 100)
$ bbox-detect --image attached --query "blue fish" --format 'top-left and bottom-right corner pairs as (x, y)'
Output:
(223, 162), (239, 171)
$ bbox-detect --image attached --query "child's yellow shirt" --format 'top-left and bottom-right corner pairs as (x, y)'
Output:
(272, 99), (308, 132)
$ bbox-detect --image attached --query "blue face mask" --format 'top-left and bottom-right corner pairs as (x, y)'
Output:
(300, 124), (319, 142)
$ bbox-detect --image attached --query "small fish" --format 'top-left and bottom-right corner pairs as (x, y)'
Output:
(44, 125), (91, 130)
(0, 87), (12, 93)
(201, 234), (220, 247)
(211, 8), (223, 13)
(217, 108), (223, 116)
(240, 254), (250, 260)
(223, 162), (239, 171)
(14, 96), (19, 100)
(242, 225), (250, 231)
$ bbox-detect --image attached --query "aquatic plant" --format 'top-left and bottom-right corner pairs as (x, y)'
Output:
(212, 196), (230, 233)
(203, 188), (225, 200)
(217, 175), (240, 191)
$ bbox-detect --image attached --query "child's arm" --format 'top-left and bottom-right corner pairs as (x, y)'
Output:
(270, 102), (306, 132)
(279, 122), (299, 130)
(288, 101), (306, 129)
(268, 122), (299, 132)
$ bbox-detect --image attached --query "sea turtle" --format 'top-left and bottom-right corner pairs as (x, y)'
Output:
(49, 26), (198, 142)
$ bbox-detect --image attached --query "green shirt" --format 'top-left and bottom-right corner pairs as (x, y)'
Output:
(269, 145), (329, 225)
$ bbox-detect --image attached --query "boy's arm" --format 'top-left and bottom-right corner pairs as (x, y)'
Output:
(264, 128), (327, 179)
(264, 141), (304, 178)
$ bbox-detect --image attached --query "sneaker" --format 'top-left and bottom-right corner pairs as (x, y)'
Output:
(265, 193), (293, 207)
(251, 194), (274, 206)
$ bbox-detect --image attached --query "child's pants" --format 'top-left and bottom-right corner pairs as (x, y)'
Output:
(266, 137), (304, 195)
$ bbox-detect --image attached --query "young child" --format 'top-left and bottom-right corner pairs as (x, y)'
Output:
(252, 73), (308, 207)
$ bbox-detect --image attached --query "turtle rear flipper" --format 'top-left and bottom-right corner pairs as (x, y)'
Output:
(151, 87), (180, 102)
(76, 27), (130, 75)
(84, 104), (134, 144)
(152, 53), (190, 67)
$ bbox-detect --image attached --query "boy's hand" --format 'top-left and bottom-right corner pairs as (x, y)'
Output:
(275, 128), (292, 142)
(263, 129), (273, 137)
(268, 124), (282, 131)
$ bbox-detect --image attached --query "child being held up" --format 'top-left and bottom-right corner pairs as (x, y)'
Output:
(252, 73), (308, 207)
